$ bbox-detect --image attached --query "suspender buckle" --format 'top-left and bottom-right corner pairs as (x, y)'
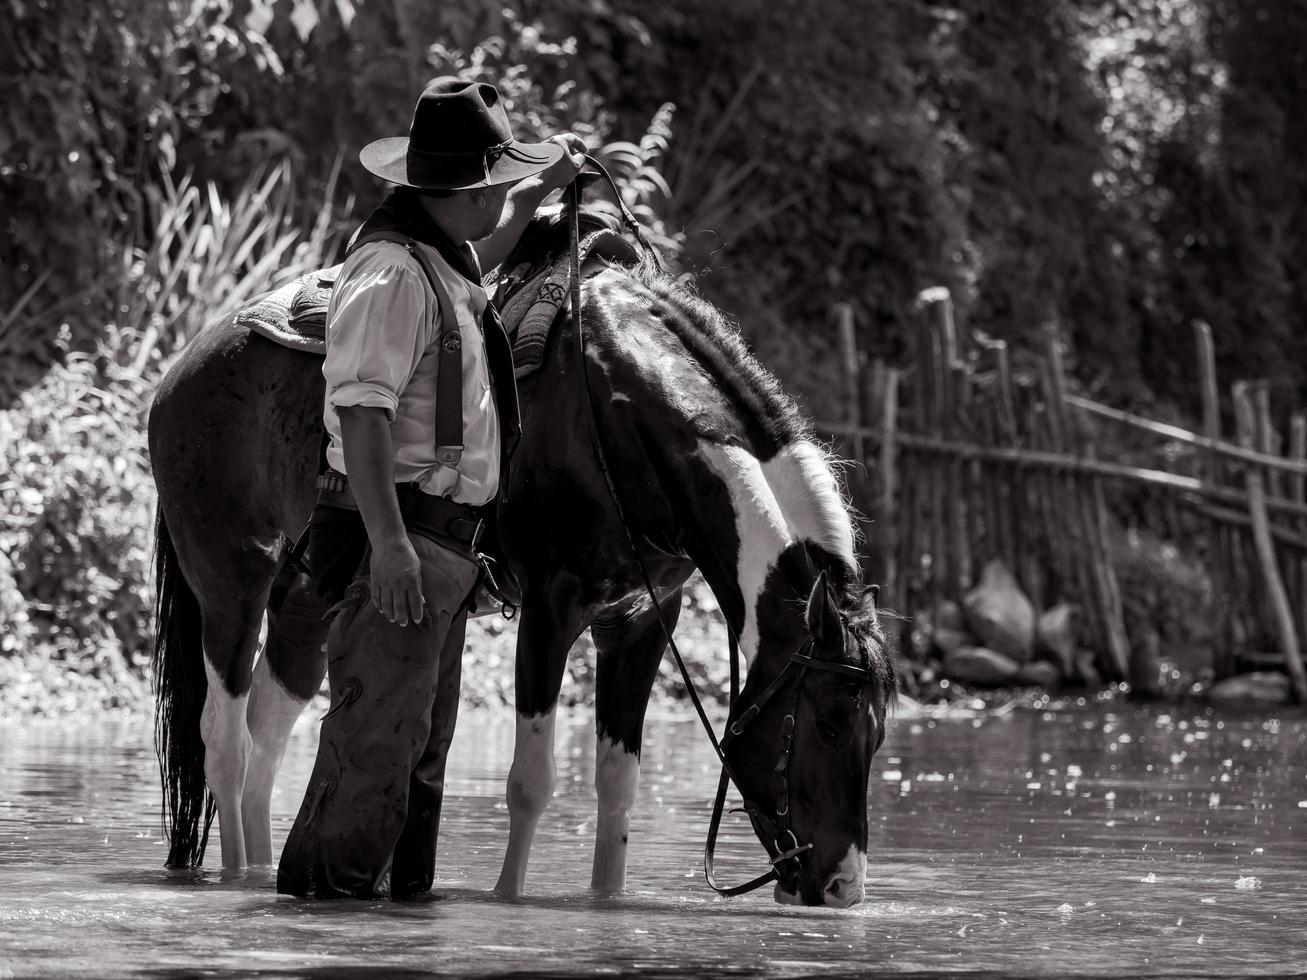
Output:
(435, 445), (464, 469)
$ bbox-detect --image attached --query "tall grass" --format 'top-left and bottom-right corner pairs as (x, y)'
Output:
(121, 156), (347, 373)
(0, 160), (345, 716)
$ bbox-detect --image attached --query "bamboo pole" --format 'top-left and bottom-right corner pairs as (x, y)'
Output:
(991, 342), (1021, 580)
(835, 303), (864, 463)
(918, 291), (949, 608)
(1254, 383), (1283, 499)
(1198, 502), (1307, 551)
(911, 298), (937, 613)
(1194, 320), (1234, 679)
(1290, 412), (1307, 650)
(1289, 413), (1306, 503)
(814, 422), (1307, 522)
(1066, 393), (1307, 477)
(1233, 382), (1307, 703)
(880, 368), (900, 604)
(949, 360), (972, 591)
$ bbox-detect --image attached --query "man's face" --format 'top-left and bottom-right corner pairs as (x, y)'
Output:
(468, 183), (513, 241)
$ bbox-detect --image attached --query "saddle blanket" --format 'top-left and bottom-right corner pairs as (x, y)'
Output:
(236, 229), (640, 379)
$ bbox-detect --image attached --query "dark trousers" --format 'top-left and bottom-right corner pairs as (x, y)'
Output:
(277, 513), (481, 899)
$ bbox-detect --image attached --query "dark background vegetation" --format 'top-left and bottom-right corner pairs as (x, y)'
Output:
(2, 0), (1304, 711)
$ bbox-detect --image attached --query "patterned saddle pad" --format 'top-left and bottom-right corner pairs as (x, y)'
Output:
(493, 228), (641, 378)
(236, 267), (337, 355)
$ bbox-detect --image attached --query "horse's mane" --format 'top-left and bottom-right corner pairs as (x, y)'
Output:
(503, 205), (810, 454)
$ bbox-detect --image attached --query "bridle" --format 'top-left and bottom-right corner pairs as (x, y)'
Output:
(704, 633), (880, 896)
(563, 167), (881, 897)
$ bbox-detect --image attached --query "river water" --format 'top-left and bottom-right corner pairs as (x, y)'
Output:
(1, 698), (1304, 978)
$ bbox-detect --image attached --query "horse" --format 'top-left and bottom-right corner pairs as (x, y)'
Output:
(147, 206), (896, 907)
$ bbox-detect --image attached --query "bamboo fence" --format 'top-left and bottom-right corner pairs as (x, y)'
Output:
(819, 292), (1307, 703)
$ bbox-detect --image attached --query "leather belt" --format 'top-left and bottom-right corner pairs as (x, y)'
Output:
(315, 468), (485, 554)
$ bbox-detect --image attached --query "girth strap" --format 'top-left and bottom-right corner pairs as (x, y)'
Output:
(350, 230), (465, 470)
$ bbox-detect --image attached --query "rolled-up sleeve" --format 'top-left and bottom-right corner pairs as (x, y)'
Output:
(323, 257), (432, 421)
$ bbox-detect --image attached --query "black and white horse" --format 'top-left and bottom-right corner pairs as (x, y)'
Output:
(148, 211), (894, 906)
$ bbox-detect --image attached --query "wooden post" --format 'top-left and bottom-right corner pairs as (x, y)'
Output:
(916, 289), (948, 608)
(880, 368), (900, 603)
(1234, 382), (1307, 703)
(1289, 412), (1306, 503)
(953, 361), (975, 589)
(1195, 320), (1233, 679)
(1290, 412), (1307, 647)
(834, 302), (863, 463)
(1253, 382), (1282, 499)
(991, 341), (1021, 579)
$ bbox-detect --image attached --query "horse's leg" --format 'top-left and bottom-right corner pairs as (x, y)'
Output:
(241, 565), (329, 866)
(494, 591), (588, 897)
(196, 581), (273, 872)
(589, 588), (684, 893)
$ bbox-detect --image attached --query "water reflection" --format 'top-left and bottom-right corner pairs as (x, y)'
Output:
(1, 702), (1304, 977)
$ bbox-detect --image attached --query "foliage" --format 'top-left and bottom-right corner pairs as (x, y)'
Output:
(121, 157), (346, 365)
(0, 162), (340, 715)
(0, 325), (156, 714)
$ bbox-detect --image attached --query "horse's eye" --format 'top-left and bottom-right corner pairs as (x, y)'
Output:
(816, 719), (841, 745)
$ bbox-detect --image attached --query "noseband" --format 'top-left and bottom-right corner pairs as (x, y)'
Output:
(564, 175), (879, 897)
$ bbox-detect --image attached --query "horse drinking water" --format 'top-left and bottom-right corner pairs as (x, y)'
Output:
(148, 204), (894, 907)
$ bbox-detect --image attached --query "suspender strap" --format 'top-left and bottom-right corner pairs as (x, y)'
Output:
(350, 230), (464, 470)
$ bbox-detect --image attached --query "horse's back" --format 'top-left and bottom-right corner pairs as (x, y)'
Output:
(150, 311), (325, 573)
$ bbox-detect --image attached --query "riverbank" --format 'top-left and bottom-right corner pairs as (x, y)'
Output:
(0, 575), (740, 720)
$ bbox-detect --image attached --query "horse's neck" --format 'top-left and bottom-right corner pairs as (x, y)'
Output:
(687, 438), (857, 666)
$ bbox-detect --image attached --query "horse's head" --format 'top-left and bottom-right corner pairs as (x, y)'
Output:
(723, 567), (892, 908)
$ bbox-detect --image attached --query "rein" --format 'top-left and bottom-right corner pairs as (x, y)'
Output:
(563, 169), (876, 898)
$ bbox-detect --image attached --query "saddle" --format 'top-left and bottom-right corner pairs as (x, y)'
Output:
(235, 215), (642, 380)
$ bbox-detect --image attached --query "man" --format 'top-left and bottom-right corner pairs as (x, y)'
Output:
(276, 77), (584, 900)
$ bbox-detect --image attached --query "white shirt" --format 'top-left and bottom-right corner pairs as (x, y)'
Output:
(322, 239), (501, 506)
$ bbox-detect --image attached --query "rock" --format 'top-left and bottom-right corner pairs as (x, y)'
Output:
(1013, 659), (1062, 690)
(1036, 602), (1081, 678)
(943, 646), (1021, 687)
(1074, 651), (1103, 689)
(931, 627), (971, 656)
(963, 560), (1036, 663)
(1127, 630), (1165, 701)
(1207, 671), (1292, 706)
(935, 599), (966, 633)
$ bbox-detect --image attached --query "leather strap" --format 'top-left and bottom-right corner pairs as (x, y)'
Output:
(351, 230), (465, 469)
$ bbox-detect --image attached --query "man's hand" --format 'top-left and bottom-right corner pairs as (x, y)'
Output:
(473, 132), (588, 270)
(338, 404), (427, 628)
(537, 133), (587, 193)
(369, 533), (426, 628)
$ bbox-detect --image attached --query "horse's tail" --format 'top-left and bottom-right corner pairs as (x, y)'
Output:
(152, 508), (214, 868)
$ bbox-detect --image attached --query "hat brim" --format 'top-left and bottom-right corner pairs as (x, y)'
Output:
(359, 136), (564, 190)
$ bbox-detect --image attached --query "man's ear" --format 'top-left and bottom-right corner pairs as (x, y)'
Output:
(805, 571), (843, 649)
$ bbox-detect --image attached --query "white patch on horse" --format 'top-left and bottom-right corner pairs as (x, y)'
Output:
(242, 650), (310, 866)
(697, 439), (856, 663)
(591, 736), (640, 893)
(760, 441), (856, 568)
(697, 442), (791, 665)
(200, 656), (252, 870)
(823, 845), (867, 908)
(495, 708), (558, 897)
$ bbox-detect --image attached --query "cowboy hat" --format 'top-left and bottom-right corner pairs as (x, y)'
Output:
(360, 77), (563, 190)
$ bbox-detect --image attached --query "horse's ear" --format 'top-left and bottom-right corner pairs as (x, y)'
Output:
(805, 571), (843, 649)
